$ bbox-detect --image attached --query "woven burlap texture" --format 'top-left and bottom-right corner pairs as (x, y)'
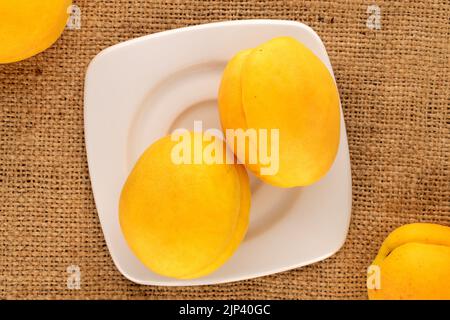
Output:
(1, 0), (449, 299)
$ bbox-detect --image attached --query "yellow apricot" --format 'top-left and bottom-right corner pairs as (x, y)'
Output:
(119, 133), (250, 279)
(0, 0), (71, 63)
(368, 223), (450, 300)
(218, 37), (340, 187)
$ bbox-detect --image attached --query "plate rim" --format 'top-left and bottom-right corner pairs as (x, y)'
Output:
(84, 19), (352, 286)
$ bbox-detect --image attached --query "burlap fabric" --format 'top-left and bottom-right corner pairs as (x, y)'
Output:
(1, 0), (449, 299)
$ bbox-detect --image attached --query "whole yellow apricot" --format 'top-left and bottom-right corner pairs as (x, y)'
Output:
(368, 223), (450, 300)
(218, 37), (340, 187)
(119, 133), (250, 279)
(0, 0), (71, 63)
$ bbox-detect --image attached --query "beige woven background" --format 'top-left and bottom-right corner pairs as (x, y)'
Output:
(1, 0), (449, 299)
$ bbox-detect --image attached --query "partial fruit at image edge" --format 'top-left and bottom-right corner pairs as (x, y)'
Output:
(218, 36), (341, 188)
(368, 223), (450, 300)
(119, 133), (251, 279)
(0, 0), (71, 64)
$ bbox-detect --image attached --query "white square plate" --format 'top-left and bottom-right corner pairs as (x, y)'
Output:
(84, 20), (352, 286)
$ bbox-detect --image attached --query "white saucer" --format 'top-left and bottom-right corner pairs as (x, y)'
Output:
(84, 20), (352, 286)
